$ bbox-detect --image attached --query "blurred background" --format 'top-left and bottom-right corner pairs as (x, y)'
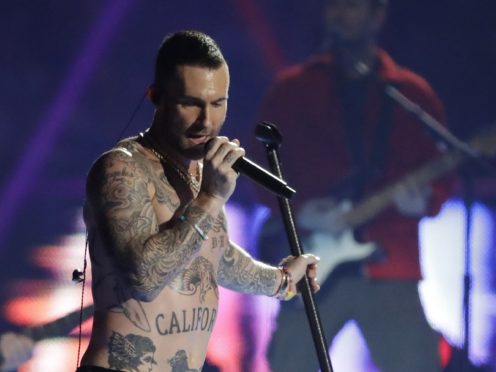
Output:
(0, 0), (495, 371)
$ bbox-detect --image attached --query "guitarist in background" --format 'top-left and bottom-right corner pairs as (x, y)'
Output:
(254, 0), (453, 371)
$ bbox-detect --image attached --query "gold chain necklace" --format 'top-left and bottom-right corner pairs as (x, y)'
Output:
(139, 132), (201, 192)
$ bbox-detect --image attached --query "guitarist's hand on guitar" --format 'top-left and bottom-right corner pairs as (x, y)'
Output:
(297, 197), (348, 234)
(393, 183), (432, 217)
(280, 254), (320, 297)
(0, 332), (34, 371)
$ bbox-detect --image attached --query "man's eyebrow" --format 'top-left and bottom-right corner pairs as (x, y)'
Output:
(212, 97), (228, 104)
(177, 95), (204, 104)
(178, 95), (228, 104)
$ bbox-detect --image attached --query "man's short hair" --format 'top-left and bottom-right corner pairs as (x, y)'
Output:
(153, 30), (225, 90)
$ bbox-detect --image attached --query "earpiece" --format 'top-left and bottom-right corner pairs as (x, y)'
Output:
(147, 84), (161, 106)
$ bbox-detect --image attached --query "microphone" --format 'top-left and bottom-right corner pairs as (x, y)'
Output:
(205, 138), (296, 198)
(232, 156), (296, 199)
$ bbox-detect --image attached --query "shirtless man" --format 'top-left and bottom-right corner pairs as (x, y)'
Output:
(79, 30), (319, 372)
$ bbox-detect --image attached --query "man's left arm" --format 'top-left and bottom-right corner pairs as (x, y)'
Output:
(217, 241), (319, 298)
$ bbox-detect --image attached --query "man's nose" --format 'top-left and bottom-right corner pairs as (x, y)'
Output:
(198, 106), (212, 127)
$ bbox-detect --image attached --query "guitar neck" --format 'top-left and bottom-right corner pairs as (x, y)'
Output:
(343, 151), (461, 229)
(20, 305), (94, 342)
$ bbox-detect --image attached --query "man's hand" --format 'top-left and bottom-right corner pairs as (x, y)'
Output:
(201, 137), (245, 202)
(393, 182), (432, 217)
(0, 332), (34, 371)
(280, 254), (320, 297)
(297, 197), (348, 234)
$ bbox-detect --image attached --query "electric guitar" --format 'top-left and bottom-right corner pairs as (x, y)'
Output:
(304, 126), (496, 285)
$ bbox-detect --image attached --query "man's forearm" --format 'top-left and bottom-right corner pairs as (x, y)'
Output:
(129, 195), (219, 301)
(217, 242), (281, 296)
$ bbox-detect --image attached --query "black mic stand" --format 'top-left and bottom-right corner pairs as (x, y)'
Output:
(457, 155), (496, 372)
(382, 84), (496, 371)
(255, 121), (334, 372)
(460, 167), (474, 372)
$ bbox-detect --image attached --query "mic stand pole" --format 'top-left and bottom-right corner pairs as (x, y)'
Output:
(255, 121), (333, 372)
(383, 85), (496, 371)
(384, 85), (489, 164)
(461, 169), (474, 372)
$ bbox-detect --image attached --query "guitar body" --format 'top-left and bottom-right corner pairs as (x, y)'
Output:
(297, 198), (381, 283)
(305, 229), (380, 284)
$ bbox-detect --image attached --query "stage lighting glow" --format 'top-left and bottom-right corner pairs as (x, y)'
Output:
(420, 199), (495, 366)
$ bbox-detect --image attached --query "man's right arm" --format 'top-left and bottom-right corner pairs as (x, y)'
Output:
(86, 149), (222, 302)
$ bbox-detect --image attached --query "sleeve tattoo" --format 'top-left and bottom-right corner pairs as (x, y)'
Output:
(217, 241), (279, 296)
(87, 149), (214, 301)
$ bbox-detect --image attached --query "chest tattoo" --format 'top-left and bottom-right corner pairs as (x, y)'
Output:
(167, 256), (218, 302)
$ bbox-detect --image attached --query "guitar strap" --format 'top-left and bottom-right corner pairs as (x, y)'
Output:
(335, 69), (395, 202)
(368, 83), (395, 182)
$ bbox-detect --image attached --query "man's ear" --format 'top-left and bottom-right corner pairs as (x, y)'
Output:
(147, 84), (161, 106)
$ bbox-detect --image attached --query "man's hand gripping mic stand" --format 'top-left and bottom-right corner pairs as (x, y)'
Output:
(255, 121), (334, 372)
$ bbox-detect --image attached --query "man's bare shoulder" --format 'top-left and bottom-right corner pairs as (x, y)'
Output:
(86, 136), (180, 219)
(86, 137), (154, 190)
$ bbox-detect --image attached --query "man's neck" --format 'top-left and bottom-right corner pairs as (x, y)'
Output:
(334, 42), (376, 79)
(147, 124), (195, 173)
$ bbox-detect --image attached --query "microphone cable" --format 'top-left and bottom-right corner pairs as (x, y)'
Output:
(114, 89), (150, 145)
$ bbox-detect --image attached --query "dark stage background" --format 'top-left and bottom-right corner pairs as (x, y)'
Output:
(0, 1), (495, 371)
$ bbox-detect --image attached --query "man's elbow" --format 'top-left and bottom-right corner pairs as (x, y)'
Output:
(126, 272), (162, 303)
(128, 281), (161, 303)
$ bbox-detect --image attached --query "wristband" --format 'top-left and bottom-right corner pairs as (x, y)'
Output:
(272, 266), (294, 301)
(178, 214), (209, 241)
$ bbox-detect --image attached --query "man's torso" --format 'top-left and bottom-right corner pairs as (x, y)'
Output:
(82, 138), (228, 371)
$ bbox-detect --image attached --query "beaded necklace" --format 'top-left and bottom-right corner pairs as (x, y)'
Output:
(139, 132), (201, 192)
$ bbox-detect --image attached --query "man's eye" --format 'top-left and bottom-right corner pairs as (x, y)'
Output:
(180, 101), (196, 107)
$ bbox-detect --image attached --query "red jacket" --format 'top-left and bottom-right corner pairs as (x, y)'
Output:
(255, 49), (452, 280)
